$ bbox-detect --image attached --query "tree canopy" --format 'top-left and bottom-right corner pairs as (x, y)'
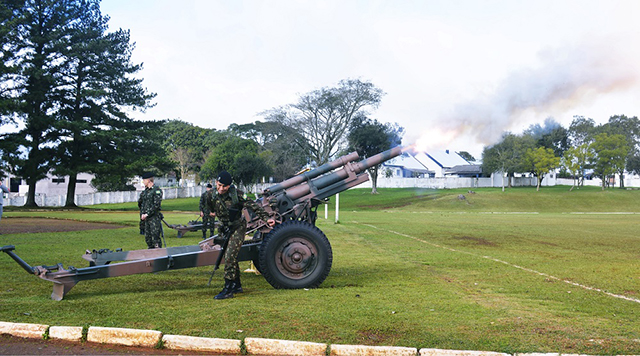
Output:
(347, 115), (403, 193)
(262, 79), (384, 166)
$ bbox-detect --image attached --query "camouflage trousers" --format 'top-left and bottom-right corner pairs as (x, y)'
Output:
(143, 215), (163, 248)
(202, 214), (214, 238)
(223, 222), (247, 281)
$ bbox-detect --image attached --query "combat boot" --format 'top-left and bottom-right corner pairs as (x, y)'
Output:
(214, 279), (235, 300)
(233, 277), (243, 293)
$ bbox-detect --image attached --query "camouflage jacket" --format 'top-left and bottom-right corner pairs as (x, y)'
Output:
(205, 186), (269, 227)
(138, 185), (163, 218)
(199, 191), (210, 213)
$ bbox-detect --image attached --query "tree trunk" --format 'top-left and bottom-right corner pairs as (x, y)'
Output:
(25, 179), (38, 207)
(537, 176), (542, 191)
(370, 167), (379, 194)
(65, 174), (78, 207)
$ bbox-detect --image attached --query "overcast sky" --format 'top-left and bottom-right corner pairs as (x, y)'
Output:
(100, 0), (640, 158)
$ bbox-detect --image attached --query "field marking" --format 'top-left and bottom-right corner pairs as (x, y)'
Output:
(353, 221), (640, 305)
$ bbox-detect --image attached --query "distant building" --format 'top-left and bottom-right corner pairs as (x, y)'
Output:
(413, 150), (481, 178)
(382, 153), (433, 178)
(5, 172), (97, 197)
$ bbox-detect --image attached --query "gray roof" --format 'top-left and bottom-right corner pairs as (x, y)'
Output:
(445, 165), (482, 175)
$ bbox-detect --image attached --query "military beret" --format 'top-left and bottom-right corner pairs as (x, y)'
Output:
(141, 172), (154, 179)
(217, 171), (232, 186)
(206, 183), (213, 188)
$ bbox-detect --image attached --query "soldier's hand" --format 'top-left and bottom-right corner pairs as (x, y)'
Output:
(209, 212), (216, 217)
(141, 214), (148, 221)
(200, 212), (204, 217)
(267, 219), (276, 227)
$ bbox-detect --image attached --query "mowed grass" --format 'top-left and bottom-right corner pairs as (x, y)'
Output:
(0, 186), (638, 354)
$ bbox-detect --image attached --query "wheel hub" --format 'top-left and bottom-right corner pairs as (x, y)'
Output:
(276, 238), (317, 278)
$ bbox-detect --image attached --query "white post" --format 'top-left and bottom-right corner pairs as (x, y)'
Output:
(324, 203), (328, 219)
(335, 193), (340, 223)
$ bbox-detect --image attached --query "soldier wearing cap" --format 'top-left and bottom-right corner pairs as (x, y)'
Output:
(206, 171), (275, 299)
(199, 183), (214, 239)
(138, 172), (163, 249)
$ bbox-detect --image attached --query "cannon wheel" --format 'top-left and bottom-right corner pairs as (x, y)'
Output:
(259, 221), (332, 289)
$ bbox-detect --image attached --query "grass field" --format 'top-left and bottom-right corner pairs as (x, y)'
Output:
(0, 186), (638, 354)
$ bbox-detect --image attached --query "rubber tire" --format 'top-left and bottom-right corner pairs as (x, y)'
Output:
(259, 221), (332, 289)
(252, 257), (263, 274)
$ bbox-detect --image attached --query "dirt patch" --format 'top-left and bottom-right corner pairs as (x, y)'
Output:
(452, 235), (497, 246)
(0, 217), (125, 235)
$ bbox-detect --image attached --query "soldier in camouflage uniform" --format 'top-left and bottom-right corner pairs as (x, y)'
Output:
(138, 172), (163, 249)
(199, 183), (214, 239)
(206, 171), (275, 300)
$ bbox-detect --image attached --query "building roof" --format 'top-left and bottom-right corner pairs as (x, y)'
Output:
(445, 165), (483, 175)
(416, 150), (470, 168)
(383, 154), (431, 173)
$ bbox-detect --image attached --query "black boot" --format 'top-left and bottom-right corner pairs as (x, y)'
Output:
(233, 277), (243, 293)
(214, 279), (235, 300)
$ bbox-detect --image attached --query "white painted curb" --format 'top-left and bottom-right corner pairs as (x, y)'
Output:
(48, 326), (83, 342)
(86, 326), (162, 347)
(245, 337), (327, 356)
(331, 343), (418, 356)
(420, 349), (510, 356)
(0, 321), (48, 339)
(162, 334), (241, 353)
(0, 322), (637, 356)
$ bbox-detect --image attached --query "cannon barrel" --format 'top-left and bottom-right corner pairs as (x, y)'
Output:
(265, 151), (360, 195)
(282, 146), (404, 203)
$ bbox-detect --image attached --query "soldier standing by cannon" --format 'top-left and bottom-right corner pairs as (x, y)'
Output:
(199, 183), (215, 239)
(138, 172), (163, 249)
(206, 171), (275, 300)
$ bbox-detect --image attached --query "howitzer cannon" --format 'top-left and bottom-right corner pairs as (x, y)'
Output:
(2, 146), (403, 300)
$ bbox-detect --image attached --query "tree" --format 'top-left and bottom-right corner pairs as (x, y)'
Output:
(52, 0), (156, 206)
(482, 133), (535, 191)
(457, 151), (476, 162)
(262, 79), (384, 166)
(200, 136), (270, 189)
(161, 120), (224, 183)
(170, 147), (196, 187)
(229, 121), (309, 182)
(0, 0), (79, 206)
(591, 133), (628, 190)
(524, 118), (569, 157)
(627, 154), (640, 177)
(561, 143), (594, 190)
(524, 147), (560, 191)
(568, 115), (597, 147)
(0, 0), (21, 127)
(600, 115), (640, 188)
(90, 120), (174, 192)
(347, 115), (403, 194)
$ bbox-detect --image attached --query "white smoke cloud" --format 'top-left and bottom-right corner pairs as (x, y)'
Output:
(415, 35), (640, 153)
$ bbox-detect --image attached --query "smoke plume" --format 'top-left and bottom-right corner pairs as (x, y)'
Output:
(416, 36), (639, 152)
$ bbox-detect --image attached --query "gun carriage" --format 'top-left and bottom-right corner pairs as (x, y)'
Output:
(1, 146), (403, 300)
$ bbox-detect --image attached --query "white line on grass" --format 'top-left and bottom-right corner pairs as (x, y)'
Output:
(353, 221), (640, 305)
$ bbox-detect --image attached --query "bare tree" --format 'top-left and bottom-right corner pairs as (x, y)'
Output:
(262, 79), (384, 165)
(170, 147), (195, 187)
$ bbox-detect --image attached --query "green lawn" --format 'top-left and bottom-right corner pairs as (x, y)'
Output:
(0, 186), (638, 354)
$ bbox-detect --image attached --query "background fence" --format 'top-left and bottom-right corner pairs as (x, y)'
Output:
(5, 173), (639, 208)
